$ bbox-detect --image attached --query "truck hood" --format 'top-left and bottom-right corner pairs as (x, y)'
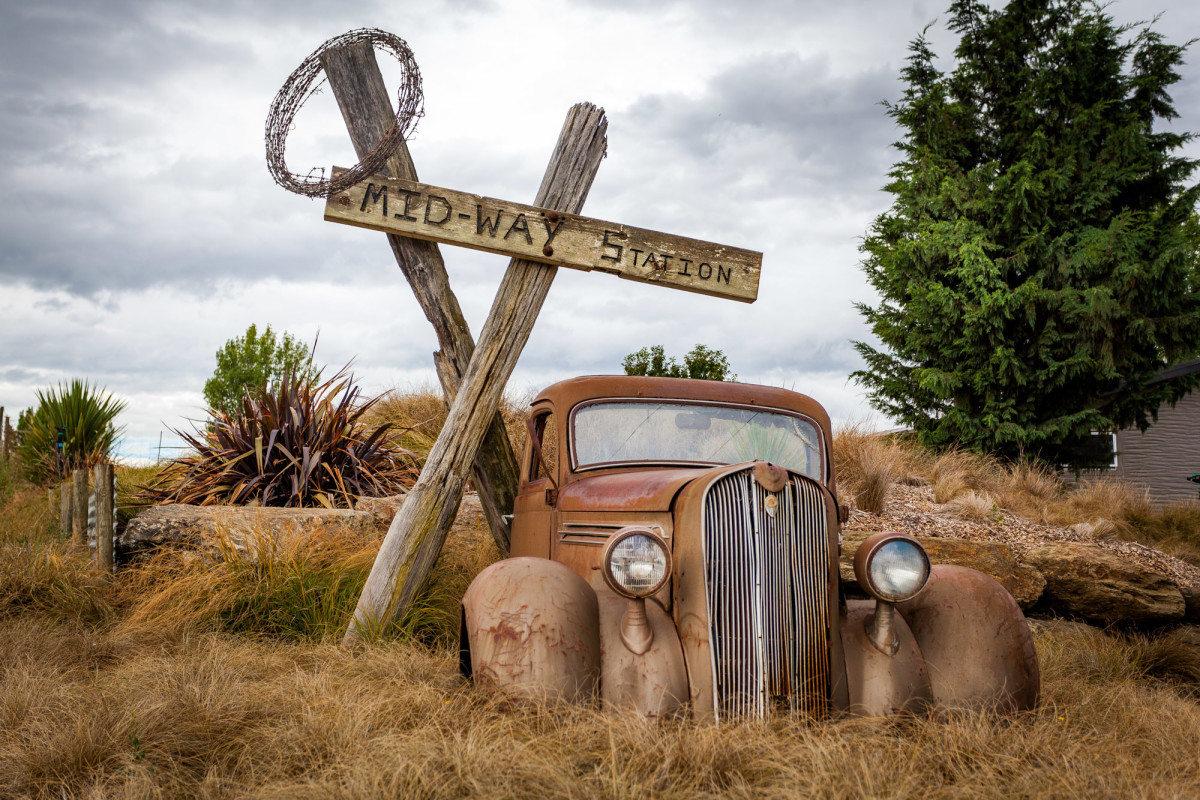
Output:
(557, 468), (711, 513)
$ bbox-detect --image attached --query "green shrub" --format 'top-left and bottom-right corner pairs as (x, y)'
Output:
(203, 323), (317, 419)
(622, 344), (736, 381)
(16, 380), (125, 484)
(142, 368), (418, 508)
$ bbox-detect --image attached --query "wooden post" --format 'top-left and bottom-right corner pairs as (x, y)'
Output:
(60, 479), (72, 536)
(71, 468), (88, 548)
(94, 462), (114, 573)
(344, 103), (607, 644)
(321, 42), (520, 555)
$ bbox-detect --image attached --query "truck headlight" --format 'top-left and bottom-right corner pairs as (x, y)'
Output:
(603, 528), (671, 598)
(853, 532), (930, 603)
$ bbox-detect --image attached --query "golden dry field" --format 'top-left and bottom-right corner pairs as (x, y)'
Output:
(1, 394), (1199, 799)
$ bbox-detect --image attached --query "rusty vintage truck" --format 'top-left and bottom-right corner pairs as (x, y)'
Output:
(460, 376), (1039, 719)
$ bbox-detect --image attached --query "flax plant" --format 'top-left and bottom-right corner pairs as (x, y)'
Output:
(16, 379), (125, 484)
(143, 368), (419, 509)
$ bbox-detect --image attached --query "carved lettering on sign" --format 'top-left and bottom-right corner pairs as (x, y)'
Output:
(325, 169), (763, 303)
(425, 196), (451, 226)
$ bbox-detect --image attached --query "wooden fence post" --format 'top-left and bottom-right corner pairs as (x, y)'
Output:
(343, 103), (607, 644)
(320, 42), (521, 556)
(60, 479), (72, 536)
(2, 414), (13, 464)
(71, 468), (88, 548)
(94, 462), (114, 573)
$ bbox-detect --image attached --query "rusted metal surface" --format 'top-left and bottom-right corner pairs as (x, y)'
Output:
(671, 463), (842, 721)
(461, 558), (599, 703)
(839, 600), (932, 716)
(557, 469), (702, 512)
(864, 601), (901, 655)
(897, 565), (1040, 712)
(753, 461), (789, 493)
(461, 374), (1039, 721)
(592, 573), (688, 717)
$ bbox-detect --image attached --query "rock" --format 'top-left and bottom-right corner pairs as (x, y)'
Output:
(1024, 543), (1186, 624)
(1179, 581), (1200, 624)
(120, 504), (385, 557)
(354, 492), (407, 523)
(840, 530), (1045, 609)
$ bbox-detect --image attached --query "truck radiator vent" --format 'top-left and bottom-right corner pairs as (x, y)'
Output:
(703, 469), (831, 720)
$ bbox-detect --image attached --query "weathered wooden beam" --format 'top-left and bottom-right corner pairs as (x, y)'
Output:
(320, 42), (519, 555)
(94, 462), (114, 574)
(324, 171), (762, 303)
(60, 479), (72, 537)
(344, 102), (608, 644)
(71, 468), (87, 548)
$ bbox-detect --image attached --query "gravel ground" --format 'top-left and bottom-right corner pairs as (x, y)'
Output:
(844, 483), (1200, 584)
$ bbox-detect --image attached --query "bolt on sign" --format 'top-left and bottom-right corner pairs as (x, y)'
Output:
(324, 169), (762, 303)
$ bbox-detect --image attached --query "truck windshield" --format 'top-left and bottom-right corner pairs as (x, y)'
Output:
(571, 401), (823, 479)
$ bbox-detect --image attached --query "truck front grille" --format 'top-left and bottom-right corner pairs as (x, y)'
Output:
(703, 469), (831, 720)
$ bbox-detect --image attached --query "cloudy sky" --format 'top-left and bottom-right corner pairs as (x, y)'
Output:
(2, 0), (1199, 461)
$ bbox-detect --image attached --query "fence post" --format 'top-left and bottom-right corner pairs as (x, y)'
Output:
(60, 479), (72, 536)
(71, 468), (88, 548)
(94, 462), (114, 573)
(2, 412), (13, 463)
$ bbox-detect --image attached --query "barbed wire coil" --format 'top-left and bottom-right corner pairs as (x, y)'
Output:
(265, 28), (424, 198)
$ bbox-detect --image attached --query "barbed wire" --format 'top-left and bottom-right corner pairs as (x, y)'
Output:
(265, 28), (424, 198)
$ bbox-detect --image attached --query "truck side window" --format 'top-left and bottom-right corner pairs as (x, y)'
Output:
(529, 412), (558, 480)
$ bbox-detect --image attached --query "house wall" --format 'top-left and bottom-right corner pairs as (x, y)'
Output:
(1110, 390), (1200, 505)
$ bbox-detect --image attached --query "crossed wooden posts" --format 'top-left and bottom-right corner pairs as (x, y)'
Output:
(312, 41), (761, 644)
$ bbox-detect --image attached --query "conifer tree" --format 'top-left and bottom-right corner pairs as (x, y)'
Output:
(855, 0), (1200, 464)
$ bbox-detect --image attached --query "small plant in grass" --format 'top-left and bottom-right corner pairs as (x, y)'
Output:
(16, 379), (125, 484)
(945, 491), (998, 523)
(142, 368), (419, 509)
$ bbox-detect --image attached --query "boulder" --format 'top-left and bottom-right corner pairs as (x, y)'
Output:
(1179, 581), (1200, 624)
(841, 530), (1045, 609)
(354, 492), (407, 523)
(1024, 543), (1186, 624)
(120, 504), (385, 557)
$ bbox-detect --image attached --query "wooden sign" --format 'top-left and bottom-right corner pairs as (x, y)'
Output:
(324, 168), (761, 303)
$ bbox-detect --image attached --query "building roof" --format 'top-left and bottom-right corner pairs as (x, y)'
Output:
(1147, 357), (1200, 386)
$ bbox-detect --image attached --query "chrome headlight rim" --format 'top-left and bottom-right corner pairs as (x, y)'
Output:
(853, 531), (930, 603)
(602, 527), (672, 599)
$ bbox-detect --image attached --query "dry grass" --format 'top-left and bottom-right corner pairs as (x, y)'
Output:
(365, 385), (530, 465)
(4, 393), (1200, 796)
(831, 427), (1200, 562)
(944, 490), (1001, 523)
(0, 602), (1198, 798)
(832, 424), (910, 514)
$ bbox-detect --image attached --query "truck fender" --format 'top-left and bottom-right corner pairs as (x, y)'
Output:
(896, 564), (1040, 712)
(460, 557), (600, 704)
(591, 573), (688, 718)
(839, 599), (932, 716)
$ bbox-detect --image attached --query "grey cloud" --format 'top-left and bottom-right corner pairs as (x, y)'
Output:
(616, 52), (900, 201)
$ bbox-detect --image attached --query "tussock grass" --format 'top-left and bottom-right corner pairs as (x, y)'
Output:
(830, 426), (1200, 560)
(2, 392), (1200, 797)
(116, 511), (497, 647)
(0, 611), (1198, 798)
(366, 385), (530, 465)
(832, 424), (911, 514)
(945, 490), (1000, 523)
